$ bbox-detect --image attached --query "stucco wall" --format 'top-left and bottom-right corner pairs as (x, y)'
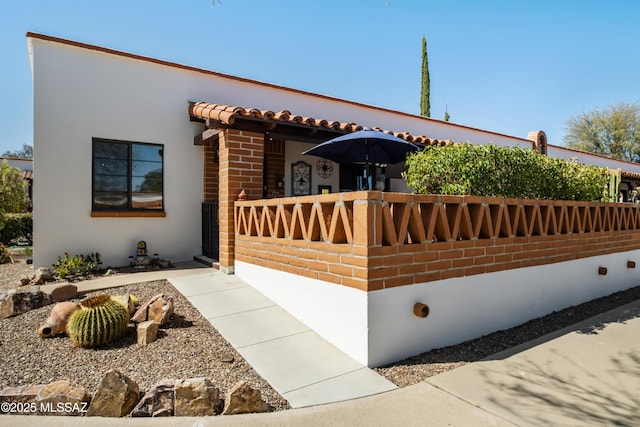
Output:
(28, 33), (541, 267)
(30, 39), (205, 267)
(236, 251), (640, 367)
(548, 144), (640, 173)
(367, 250), (640, 366)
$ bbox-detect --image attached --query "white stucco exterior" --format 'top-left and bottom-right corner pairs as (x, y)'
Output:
(548, 144), (640, 174)
(28, 33), (640, 368)
(29, 33), (640, 269)
(28, 33), (543, 268)
(29, 38), (205, 267)
(236, 251), (640, 367)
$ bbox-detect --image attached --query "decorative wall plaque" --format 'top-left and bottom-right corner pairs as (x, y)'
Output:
(291, 161), (311, 196)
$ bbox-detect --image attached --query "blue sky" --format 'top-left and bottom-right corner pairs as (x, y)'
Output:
(1, 1), (639, 155)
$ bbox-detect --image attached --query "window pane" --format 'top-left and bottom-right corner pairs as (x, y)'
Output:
(132, 161), (162, 180)
(131, 143), (163, 210)
(94, 158), (128, 176)
(95, 141), (128, 160)
(92, 139), (164, 211)
(132, 144), (163, 163)
(94, 174), (127, 192)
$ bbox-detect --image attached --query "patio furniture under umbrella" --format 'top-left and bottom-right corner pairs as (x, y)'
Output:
(302, 128), (420, 190)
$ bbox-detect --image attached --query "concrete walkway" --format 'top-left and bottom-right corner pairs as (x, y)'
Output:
(168, 272), (397, 408)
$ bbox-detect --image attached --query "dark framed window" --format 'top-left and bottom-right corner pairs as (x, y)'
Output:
(92, 138), (164, 211)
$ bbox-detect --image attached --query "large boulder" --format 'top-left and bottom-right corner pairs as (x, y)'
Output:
(86, 370), (140, 417)
(35, 380), (90, 416)
(131, 293), (173, 324)
(174, 378), (221, 416)
(222, 381), (270, 415)
(130, 378), (175, 417)
(0, 290), (52, 320)
(0, 384), (44, 404)
(45, 283), (78, 303)
(147, 296), (174, 324)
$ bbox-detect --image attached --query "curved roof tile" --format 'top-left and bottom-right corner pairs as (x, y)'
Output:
(188, 101), (451, 147)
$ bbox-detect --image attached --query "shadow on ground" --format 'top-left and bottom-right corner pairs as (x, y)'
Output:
(480, 349), (640, 426)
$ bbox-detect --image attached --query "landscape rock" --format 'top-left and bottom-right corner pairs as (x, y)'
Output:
(222, 381), (270, 415)
(0, 384), (44, 404)
(174, 378), (221, 416)
(20, 276), (30, 286)
(35, 380), (90, 416)
(0, 290), (52, 319)
(87, 369), (140, 417)
(131, 293), (164, 323)
(137, 320), (159, 345)
(46, 283), (78, 302)
(33, 267), (55, 285)
(130, 378), (175, 417)
(147, 296), (174, 324)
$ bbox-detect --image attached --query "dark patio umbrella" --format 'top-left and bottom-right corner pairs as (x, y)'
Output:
(302, 128), (420, 189)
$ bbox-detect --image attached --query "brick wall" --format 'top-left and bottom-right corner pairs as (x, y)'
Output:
(235, 192), (640, 290)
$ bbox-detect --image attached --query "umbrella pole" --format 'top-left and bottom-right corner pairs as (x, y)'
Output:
(364, 146), (371, 190)
(365, 143), (370, 190)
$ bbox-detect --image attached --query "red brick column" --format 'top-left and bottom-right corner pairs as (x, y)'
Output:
(218, 129), (264, 273)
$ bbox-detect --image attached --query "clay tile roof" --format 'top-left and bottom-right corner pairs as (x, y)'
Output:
(188, 101), (447, 146)
(622, 171), (640, 180)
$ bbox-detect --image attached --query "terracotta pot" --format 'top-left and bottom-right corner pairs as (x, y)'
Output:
(38, 301), (79, 338)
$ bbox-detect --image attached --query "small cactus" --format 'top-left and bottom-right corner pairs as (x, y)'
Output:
(67, 295), (129, 348)
(606, 168), (622, 202)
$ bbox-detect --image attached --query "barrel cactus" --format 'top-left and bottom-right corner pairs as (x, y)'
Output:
(67, 294), (130, 348)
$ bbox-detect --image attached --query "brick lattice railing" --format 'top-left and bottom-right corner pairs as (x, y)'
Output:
(234, 192), (640, 291)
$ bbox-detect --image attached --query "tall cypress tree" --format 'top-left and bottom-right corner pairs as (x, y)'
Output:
(420, 36), (430, 117)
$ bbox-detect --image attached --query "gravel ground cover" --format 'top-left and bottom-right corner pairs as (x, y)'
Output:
(2, 254), (639, 404)
(0, 251), (34, 293)
(0, 278), (291, 411)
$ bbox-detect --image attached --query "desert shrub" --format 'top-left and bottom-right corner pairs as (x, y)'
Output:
(53, 252), (101, 279)
(403, 143), (609, 201)
(0, 213), (32, 245)
(0, 160), (29, 212)
(0, 243), (11, 264)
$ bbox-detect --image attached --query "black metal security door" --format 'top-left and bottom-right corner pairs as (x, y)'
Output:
(202, 201), (219, 259)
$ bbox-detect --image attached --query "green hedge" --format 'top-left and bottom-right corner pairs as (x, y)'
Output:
(403, 144), (609, 201)
(0, 213), (33, 245)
